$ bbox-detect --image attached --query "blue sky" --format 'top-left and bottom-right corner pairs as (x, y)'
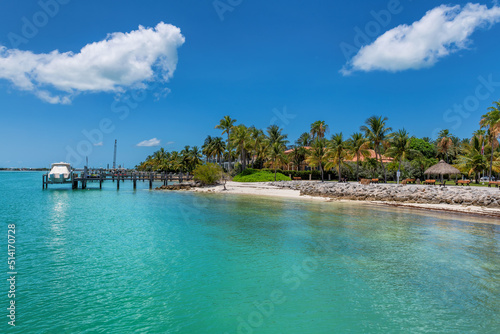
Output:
(1, 0), (500, 168)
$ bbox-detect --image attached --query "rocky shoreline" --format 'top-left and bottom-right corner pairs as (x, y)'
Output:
(269, 181), (500, 209)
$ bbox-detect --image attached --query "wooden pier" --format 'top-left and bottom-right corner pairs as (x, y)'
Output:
(43, 167), (192, 190)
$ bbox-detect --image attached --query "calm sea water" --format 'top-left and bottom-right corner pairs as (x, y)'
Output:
(0, 171), (499, 333)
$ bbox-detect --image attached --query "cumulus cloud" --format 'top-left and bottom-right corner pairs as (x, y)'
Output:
(94, 142), (103, 147)
(0, 22), (185, 103)
(136, 138), (161, 147)
(341, 3), (500, 75)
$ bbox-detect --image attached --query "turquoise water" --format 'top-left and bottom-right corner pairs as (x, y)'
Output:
(1, 172), (499, 333)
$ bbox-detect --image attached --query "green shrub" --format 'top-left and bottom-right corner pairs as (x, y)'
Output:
(238, 168), (258, 176)
(233, 169), (291, 182)
(193, 163), (223, 185)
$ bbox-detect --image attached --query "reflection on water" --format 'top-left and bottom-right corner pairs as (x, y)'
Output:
(48, 190), (69, 255)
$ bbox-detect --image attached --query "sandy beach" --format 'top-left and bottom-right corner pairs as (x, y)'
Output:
(191, 181), (500, 221)
(192, 181), (318, 199)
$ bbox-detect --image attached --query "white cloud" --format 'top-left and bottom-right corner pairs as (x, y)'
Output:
(341, 3), (500, 74)
(94, 142), (103, 146)
(0, 22), (185, 103)
(165, 141), (175, 145)
(136, 138), (161, 147)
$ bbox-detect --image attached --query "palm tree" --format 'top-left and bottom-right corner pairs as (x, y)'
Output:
(386, 129), (420, 177)
(202, 135), (214, 162)
(480, 101), (500, 179)
(310, 121), (329, 140)
(360, 116), (392, 182)
(437, 129), (453, 163)
(348, 132), (369, 181)
(224, 147), (238, 170)
(455, 136), (488, 183)
(363, 157), (379, 178)
(230, 124), (252, 171)
(150, 148), (169, 172)
(180, 146), (191, 172)
(326, 133), (352, 181)
(153, 148), (167, 165)
(189, 146), (203, 171)
(305, 138), (329, 182)
(296, 132), (312, 147)
(291, 132), (312, 171)
(472, 129), (486, 143)
(215, 116), (237, 171)
(421, 137), (433, 143)
(155, 151), (172, 172)
(266, 142), (289, 181)
(249, 127), (265, 167)
(138, 154), (155, 171)
(266, 124), (289, 147)
(448, 135), (463, 162)
(288, 145), (305, 171)
(211, 137), (226, 165)
(169, 151), (183, 172)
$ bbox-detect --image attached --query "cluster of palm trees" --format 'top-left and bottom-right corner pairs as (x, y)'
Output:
(453, 102), (500, 181)
(212, 116), (290, 179)
(299, 116), (399, 182)
(479, 101), (500, 178)
(136, 146), (202, 173)
(137, 100), (500, 182)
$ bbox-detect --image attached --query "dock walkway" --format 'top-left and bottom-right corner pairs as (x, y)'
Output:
(43, 168), (192, 190)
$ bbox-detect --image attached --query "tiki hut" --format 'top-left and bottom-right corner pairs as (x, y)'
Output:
(424, 160), (461, 182)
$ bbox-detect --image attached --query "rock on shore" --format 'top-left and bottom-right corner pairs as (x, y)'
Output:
(156, 181), (202, 191)
(269, 181), (500, 208)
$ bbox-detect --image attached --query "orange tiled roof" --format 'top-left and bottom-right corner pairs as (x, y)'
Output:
(347, 149), (393, 163)
(284, 146), (311, 154)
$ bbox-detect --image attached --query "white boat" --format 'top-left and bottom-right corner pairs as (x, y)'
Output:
(48, 162), (72, 183)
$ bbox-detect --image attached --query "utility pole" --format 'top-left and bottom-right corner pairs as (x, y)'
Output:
(113, 140), (117, 169)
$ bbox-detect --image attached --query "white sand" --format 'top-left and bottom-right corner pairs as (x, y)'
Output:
(192, 181), (313, 199)
(191, 182), (500, 221)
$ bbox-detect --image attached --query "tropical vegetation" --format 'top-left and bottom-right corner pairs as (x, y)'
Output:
(193, 163), (223, 185)
(137, 100), (500, 184)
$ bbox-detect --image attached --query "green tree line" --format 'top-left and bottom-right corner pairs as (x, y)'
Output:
(137, 101), (500, 182)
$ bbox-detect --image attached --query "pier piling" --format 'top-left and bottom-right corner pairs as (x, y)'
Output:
(82, 166), (88, 189)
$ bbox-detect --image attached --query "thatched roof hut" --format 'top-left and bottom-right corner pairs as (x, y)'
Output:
(424, 160), (461, 176)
